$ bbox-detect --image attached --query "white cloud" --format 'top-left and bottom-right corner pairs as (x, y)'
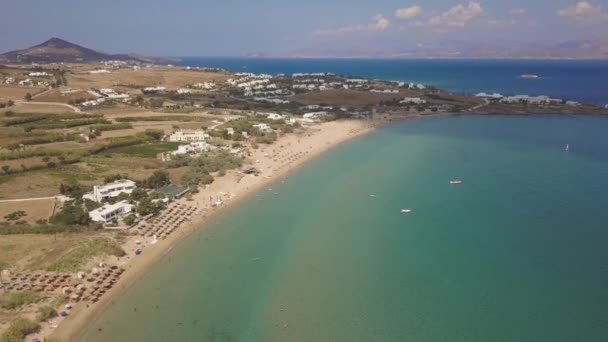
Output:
(314, 15), (390, 36)
(410, 1), (484, 28)
(395, 5), (422, 20)
(510, 8), (527, 15)
(558, 1), (608, 23)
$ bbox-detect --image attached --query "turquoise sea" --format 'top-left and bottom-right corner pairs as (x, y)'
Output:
(83, 114), (608, 341)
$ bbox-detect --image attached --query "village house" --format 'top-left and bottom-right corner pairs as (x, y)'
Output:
(191, 82), (216, 89)
(266, 113), (284, 120)
(400, 97), (427, 105)
(168, 130), (210, 142)
(142, 86), (166, 93)
(83, 179), (136, 203)
(81, 98), (106, 107)
(303, 111), (329, 119)
(4, 77), (15, 84)
(177, 88), (193, 94)
(226, 127), (235, 136)
(253, 123), (271, 133)
(99, 88), (130, 99)
(408, 83), (426, 90)
(18, 79), (33, 86)
(88, 69), (110, 74)
(89, 200), (135, 223)
(28, 71), (50, 77)
(172, 141), (215, 155)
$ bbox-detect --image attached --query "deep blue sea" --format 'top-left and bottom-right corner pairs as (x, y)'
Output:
(83, 59), (608, 341)
(177, 58), (608, 105)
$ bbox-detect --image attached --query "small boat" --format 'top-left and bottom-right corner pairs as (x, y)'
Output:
(520, 74), (539, 79)
(369, 194), (377, 198)
(450, 180), (463, 185)
(401, 209), (412, 213)
(565, 144), (569, 152)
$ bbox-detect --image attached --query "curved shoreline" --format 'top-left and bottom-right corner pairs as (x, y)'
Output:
(49, 119), (383, 341)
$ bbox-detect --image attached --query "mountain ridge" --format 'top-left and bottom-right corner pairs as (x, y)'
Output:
(0, 38), (175, 64)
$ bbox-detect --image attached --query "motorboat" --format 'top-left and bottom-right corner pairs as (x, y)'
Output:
(401, 209), (412, 213)
(450, 180), (463, 185)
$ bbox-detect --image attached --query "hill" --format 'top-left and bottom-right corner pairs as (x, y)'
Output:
(0, 38), (174, 64)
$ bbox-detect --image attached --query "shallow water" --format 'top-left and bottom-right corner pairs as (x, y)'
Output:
(83, 115), (608, 342)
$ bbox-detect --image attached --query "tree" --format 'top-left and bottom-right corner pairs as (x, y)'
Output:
(7, 100), (14, 107)
(24, 93), (32, 101)
(2, 165), (10, 175)
(130, 188), (148, 201)
(143, 129), (164, 141)
(145, 171), (170, 189)
(50, 202), (91, 226)
(134, 95), (145, 107)
(123, 214), (136, 226)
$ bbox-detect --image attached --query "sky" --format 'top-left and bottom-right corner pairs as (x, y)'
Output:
(1, 0), (608, 56)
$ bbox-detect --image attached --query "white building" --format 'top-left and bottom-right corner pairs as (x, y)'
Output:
(191, 82), (215, 89)
(143, 86), (166, 93)
(99, 88), (130, 99)
(475, 92), (504, 99)
(89, 200), (135, 223)
(226, 127), (234, 136)
(169, 130), (209, 142)
(89, 69), (110, 74)
(83, 179), (136, 203)
(253, 123), (271, 133)
(177, 88), (193, 94)
(4, 77), (15, 84)
(28, 72), (50, 77)
(303, 111), (329, 119)
(18, 79), (33, 86)
(400, 97), (427, 105)
(172, 141), (215, 155)
(266, 113), (284, 120)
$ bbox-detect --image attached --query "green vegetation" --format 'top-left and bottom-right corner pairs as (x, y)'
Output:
(142, 170), (171, 189)
(0, 291), (43, 310)
(1, 112), (108, 130)
(115, 115), (211, 123)
(4, 211), (26, 221)
(50, 201), (91, 226)
(8, 132), (85, 149)
(36, 305), (58, 321)
(0, 317), (40, 342)
(105, 141), (179, 158)
(180, 150), (242, 189)
(89, 122), (133, 132)
(46, 239), (126, 272)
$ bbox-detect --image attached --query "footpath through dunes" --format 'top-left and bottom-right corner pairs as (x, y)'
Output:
(80, 115), (608, 342)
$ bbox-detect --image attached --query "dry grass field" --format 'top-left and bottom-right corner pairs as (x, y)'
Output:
(0, 198), (56, 224)
(67, 67), (231, 93)
(0, 233), (96, 271)
(0, 85), (42, 102)
(0, 102), (76, 114)
(33, 89), (94, 103)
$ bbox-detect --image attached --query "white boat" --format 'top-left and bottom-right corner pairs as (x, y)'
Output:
(401, 209), (412, 213)
(450, 180), (463, 185)
(565, 144), (569, 151)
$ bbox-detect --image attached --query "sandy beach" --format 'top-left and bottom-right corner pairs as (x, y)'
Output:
(47, 118), (379, 341)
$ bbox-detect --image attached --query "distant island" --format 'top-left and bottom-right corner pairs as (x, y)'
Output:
(0, 38), (175, 64)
